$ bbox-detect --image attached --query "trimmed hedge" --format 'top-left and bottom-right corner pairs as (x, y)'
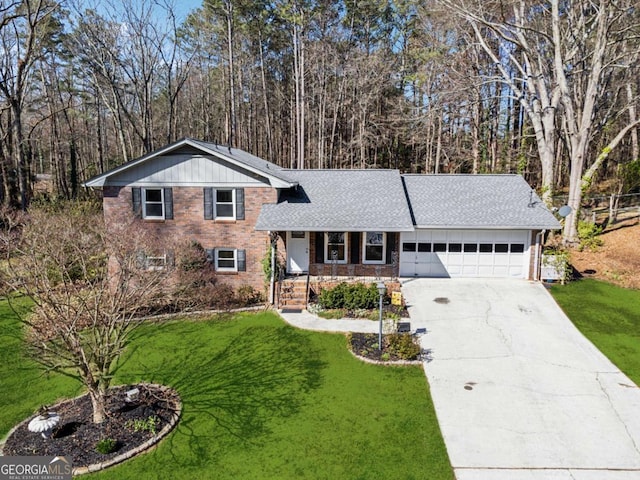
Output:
(318, 282), (380, 310)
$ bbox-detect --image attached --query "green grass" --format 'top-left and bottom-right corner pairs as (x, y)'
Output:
(551, 279), (640, 383)
(0, 303), (452, 479)
(0, 297), (81, 433)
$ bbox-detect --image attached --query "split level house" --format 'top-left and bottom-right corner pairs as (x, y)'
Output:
(84, 138), (561, 304)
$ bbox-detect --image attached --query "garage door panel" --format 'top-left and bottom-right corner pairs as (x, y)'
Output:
(462, 265), (479, 275)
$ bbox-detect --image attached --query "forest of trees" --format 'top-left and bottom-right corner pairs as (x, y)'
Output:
(1, 0), (639, 241)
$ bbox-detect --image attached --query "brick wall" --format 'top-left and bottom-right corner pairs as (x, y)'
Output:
(103, 185), (277, 293)
(305, 231), (399, 278)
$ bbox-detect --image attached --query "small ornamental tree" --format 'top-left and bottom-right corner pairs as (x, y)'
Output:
(1, 204), (173, 424)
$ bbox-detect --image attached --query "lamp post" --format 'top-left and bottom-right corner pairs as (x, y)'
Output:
(377, 282), (386, 351)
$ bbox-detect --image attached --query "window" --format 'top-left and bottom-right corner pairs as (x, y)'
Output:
(495, 243), (509, 253)
(204, 188), (244, 220)
(418, 243), (432, 252)
(479, 244), (493, 253)
(146, 254), (167, 271)
(215, 248), (237, 271)
(402, 242), (416, 252)
(325, 232), (347, 263)
(433, 243), (446, 252)
(215, 189), (235, 219)
(363, 232), (386, 264)
(464, 243), (478, 252)
(206, 248), (246, 271)
(449, 243), (462, 252)
(133, 187), (172, 220)
(143, 188), (164, 219)
(511, 243), (525, 253)
(291, 231), (306, 239)
(137, 251), (174, 271)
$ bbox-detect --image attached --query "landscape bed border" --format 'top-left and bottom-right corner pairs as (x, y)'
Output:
(0, 383), (182, 476)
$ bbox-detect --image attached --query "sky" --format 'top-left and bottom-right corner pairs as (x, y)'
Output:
(171, 0), (203, 22)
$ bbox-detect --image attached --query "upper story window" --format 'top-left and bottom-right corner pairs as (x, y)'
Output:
(215, 189), (235, 219)
(363, 232), (386, 264)
(203, 188), (245, 221)
(325, 232), (347, 263)
(132, 187), (173, 220)
(143, 188), (164, 219)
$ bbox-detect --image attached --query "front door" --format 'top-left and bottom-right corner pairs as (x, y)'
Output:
(287, 231), (309, 273)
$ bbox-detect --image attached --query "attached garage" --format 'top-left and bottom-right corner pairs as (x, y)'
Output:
(400, 175), (561, 280)
(399, 229), (531, 278)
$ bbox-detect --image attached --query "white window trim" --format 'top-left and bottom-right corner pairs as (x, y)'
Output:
(142, 187), (164, 219)
(324, 232), (348, 264)
(214, 189), (236, 220)
(215, 248), (238, 272)
(362, 231), (386, 264)
(146, 254), (167, 271)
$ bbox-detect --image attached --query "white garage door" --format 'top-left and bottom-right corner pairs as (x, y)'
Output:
(399, 230), (531, 278)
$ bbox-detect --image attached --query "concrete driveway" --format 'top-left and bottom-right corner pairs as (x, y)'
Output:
(401, 278), (640, 480)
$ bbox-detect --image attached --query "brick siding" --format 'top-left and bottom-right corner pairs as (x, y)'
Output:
(103, 185), (277, 293)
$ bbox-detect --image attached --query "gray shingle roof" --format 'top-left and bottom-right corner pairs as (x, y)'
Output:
(255, 170), (415, 231)
(402, 174), (561, 229)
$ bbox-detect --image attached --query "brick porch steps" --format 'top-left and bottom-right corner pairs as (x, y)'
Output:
(279, 277), (308, 310)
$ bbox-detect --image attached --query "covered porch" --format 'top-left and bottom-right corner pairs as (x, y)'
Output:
(276, 230), (401, 309)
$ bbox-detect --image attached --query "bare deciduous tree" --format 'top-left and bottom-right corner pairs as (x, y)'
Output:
(438, 0), (640, 242)
(1, 204), (173, 423)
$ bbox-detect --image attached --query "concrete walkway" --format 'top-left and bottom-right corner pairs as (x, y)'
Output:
(278, 279), (640, 480)
(278, 309), (378, 333)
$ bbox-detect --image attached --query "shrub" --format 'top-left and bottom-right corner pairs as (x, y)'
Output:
(95, 438), (117, 454)
(386, 333), (421, 360)
(125, 415), (160, 435)
(178, 241), (207, 271)
(577, 220), (603, 251)
(236, 284), (262, 306)
(318, 282), (380, 310)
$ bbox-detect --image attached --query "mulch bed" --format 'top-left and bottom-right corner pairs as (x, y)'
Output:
(348, 332), (425, 363)
(2, 384), (180, 470)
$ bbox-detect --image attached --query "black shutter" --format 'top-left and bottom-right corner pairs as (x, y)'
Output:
(166, 250), (175, 267)
(163, 188), (173, 219)
(236, 188), (245, 220)
(351, 232), (361, 264)
(386, 232), (396, 264)
(203, 188), (213, 220)
(136, 251), (147, 269)
(205, 248), (215, 264)
(315, 232), (324, 263)
(237, 249), (246, 271)
(132, 187), (141, 216)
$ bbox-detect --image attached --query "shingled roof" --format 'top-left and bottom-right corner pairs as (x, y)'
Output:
(401, 174), (561, 229)
(255, 169), (415, 232)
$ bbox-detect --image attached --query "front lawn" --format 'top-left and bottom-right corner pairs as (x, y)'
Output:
(0, 302), (452, 479)
(550, 279), (640, 384)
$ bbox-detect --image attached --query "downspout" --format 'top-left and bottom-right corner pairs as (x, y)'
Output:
(269, 232), (276, 305)
(533, 230), (546, 281)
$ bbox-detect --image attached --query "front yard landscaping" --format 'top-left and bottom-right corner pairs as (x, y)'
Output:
(551, 279), (640, 383)
(0, 300), (453, 479)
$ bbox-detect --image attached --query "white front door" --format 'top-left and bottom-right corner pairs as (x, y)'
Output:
(287, 231), (309, 273)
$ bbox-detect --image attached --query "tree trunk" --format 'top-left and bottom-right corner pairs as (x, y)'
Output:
(87, 383), (107, 424)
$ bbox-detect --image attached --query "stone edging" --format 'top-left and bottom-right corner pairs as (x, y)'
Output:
(346, 342), (424, 366)
(0, 383), (182, 476)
